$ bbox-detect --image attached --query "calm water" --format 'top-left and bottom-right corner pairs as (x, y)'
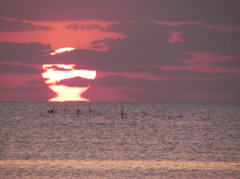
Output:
(0, 102), (240, 178)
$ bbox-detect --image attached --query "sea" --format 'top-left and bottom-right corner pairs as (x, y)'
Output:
(0, 101), (239, 178)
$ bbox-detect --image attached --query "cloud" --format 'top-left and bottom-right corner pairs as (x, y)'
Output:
(0, 20), (125, 50)
(214, 58), (240, 67)
(114, 76), (240, 102)
(0, 42), (51, 63)
(66, 23), (105, 31)
(75, 73), (239, 102)
(148, 68), (234, 78)
(0, 64), (42, 74)
(167, 32), (183, 44)
(1, 0), (240, 25)
(1, 20), (239, 71)
(0, 77), (54, 101)
(92, 74), (240, 93)
(94, 75), (145, 88)
(44, 21), (190, 71)
(36, 20), (240, 79)
(1, 3), (240, 102)
(0, 18), (51, 31)
(0, 86), (53, 101)
(56, 77), (94, 87)
(28, 78), (46, 85)
(171, 24), (240, 52)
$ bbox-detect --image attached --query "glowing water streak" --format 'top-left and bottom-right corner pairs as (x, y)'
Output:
(1, 160), (239, 170)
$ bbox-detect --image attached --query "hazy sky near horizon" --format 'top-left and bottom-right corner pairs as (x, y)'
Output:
(0, 0), (240, 102)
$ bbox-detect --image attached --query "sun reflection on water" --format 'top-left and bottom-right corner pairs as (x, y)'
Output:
(1, 160), (239, 170)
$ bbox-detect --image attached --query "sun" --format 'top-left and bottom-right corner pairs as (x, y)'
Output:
(47, 85), (90, 102)
(50, 47), (76, 55)
(42, 64), (96, 102)
(42, 48), (96, 102)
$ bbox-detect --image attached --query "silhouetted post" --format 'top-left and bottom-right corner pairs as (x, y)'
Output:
(77, 103), (80, 118)
(121, 106), (125, 119)
(207, 109), (210, 120)
(48, 102), (55, 118)
(64, 102), (67, 116)
(53, 102), (56, 118)
(162, 104), (165, 119)
(89, 104), (92, 115)
(143, 109), (147, 117)
(179, 110), (183, 118)
(77, 109), (80, 118)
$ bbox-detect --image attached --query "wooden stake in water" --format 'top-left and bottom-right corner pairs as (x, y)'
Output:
(89, 104), (92, 115)
(143, 109), (147, 117)
(162, 104), (165, 119)
(77, 109), (80, 118)
(179, 110), (183, 118)
(48, 102), (55, 118)
(64, 102), (67, 116)
(207, 109), (210, 120)
(77, 103), (80, 118)
(121, 106), (125, 119)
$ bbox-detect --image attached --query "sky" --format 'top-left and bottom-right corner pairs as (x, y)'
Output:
(0, 0), (240, 102)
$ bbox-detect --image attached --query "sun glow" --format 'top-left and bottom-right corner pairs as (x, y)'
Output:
(50, 47), (76, 55)
(48, 85), (90, 102)
(42, 64), (96, 84)
(42, 64), (96, 102)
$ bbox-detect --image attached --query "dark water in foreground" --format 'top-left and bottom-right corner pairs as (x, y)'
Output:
(0, 102), (240, 178)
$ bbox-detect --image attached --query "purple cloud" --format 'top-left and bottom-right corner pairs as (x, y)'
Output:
(0, 18), (51, 32)
(0, 42), (51, 63)
(1, 0), (239, 25)
(0, 64), (42, 74)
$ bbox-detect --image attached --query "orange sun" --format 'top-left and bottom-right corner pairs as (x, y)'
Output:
(42, 64), (96, 102)
(42, 48), (96, 102)
(50, 47), (76, 55)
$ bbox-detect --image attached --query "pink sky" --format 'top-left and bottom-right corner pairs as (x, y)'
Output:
(0, 0), (240, 102)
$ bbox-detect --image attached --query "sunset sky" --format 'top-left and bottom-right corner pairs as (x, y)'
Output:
(0, 0), (240, 102)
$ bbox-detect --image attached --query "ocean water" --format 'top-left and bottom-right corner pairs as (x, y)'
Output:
(0, 101), (239, 178)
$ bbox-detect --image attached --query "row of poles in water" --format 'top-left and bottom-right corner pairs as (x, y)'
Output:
(48, 102), (89, 118)
(48, 102), (132, 119)
(47, 102), (210, 119)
